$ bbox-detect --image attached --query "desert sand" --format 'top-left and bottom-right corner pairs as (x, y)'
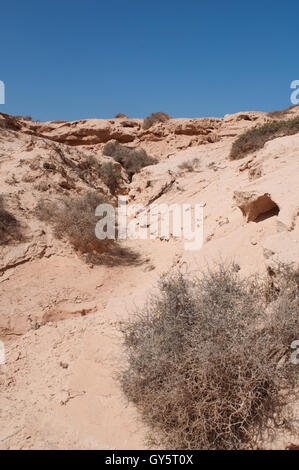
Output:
(0, 108), (298, 449)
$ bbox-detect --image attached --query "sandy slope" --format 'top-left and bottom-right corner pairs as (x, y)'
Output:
(0, 109), (298, 449)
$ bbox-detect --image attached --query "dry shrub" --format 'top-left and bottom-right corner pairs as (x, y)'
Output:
(15, 115), (33, 121)
(115, 113), (128, 119)
(120, 264), (298, 449)
(36, 191), (141, 266)
(77, 154), (100, 175)
(178, 158), (200, 172)
(103, 141), (157, 180)
(0, 195), (24, 245)
(75, 154), (121, 194)
(267, 105), (299, 119)
(142, 112), (170, 130)
(0, 113), (22, 131)
(36, 191), (114, 255)
(230, 117), (299, 160)
(101, 161), (123, 195)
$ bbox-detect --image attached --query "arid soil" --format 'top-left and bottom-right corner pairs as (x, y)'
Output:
(0, 108), (298, 449)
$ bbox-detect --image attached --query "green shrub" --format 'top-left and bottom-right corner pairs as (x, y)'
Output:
(230, 117), (299, 160)
(142, 112), (170, 130)
(120, 264), (298, 449)
(103, 141), (157, 180)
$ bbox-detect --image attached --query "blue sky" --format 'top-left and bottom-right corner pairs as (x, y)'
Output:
(1, 0), (298, 121)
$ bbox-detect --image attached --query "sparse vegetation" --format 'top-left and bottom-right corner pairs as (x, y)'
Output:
(178, 158), (200, 172)
(230, 117), (299, 160)
(142, 112), (171, 130)
(101, 161), (123, 195)
(36, 191), (114, 255)
(34, 181), (49, 192)
(0, 113), (22, 131)
(103, 141), (157, 180)
(121, 264), (298, 449)
(36, 191), (141, 266)
(15, 115), (33, 121)
(115, 113), (128, 119)
(267, 105), (299, 119)
(74, 153), (121, 194)
(0, 195), (24, 245)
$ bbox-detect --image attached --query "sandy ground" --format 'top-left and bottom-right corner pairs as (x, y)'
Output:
(0, 110), (298, 449)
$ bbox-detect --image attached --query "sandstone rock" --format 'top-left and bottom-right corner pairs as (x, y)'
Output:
(233, 191), (279, 222)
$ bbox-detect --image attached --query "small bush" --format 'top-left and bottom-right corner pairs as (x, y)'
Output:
(178, 158), (200, 172)
(15, 115), (33, 121)
(75, 154), (118, 194)
(103, 141), (157, 180)
(267, 105), (299, 119)
(0, 114), (22, 131)
(142, 112), (170, 130)
(115, 113), (128, 119)
(120, 264), (298, 449)
(0, 196), (24, 245)
(36, 192), (114, 254)
(101, 161), (122, 195)
(230, 117), (299, 160)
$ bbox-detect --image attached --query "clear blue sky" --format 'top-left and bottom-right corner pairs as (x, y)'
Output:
(1, 0), (298, 121)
